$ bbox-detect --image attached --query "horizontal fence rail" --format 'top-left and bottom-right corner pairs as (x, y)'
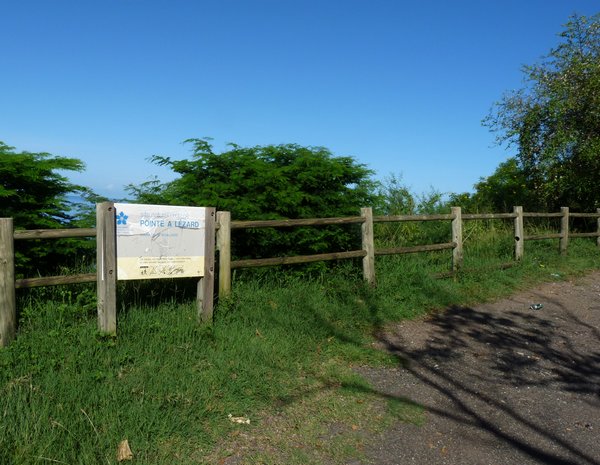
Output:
(3, 205), (600, 347)
(230, 250), (367, 269)
(374, 213), (454, 222)
(524, 233), (564, 241)
(462, 213), (517, 220)
(11, 228), (98, 290)
(570, 213), (600, 218)
(15, 273), (97, 289)
(523, 212), (564, 218)
(14, 228), (97, 240)
(231, 216), (365, 229)
(375, 242), (457, 256)
(570, 232), (600, 238)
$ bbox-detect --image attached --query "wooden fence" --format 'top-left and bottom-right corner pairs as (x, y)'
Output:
(2, 206), (600, 346)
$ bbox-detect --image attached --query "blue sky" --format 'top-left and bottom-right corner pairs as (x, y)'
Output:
(2, 0), (598, 200)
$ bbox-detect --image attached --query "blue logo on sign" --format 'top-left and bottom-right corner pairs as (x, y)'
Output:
(117, 211), (128, 225)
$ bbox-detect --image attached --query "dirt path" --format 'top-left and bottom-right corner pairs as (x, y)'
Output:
(356, 272), (600, 465)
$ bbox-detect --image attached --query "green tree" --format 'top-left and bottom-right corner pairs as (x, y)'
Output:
(471, 158), (535, 212)
(484, 14), (600, 211)
(0, 142), (93, 276)
(129, 140), (379, 260)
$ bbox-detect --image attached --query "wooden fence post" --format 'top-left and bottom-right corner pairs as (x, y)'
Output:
(198, 207), (216, 323)
(514, 206), (524, 260)
(0, 218), (16, 347)
(451, 206), (463, 271)
(597, 208), (600, 248)
(361, 207), (376, 286)
(560, 206), (569, 255)
(96, 202), (117, 335)
(216, 211), (231, 299)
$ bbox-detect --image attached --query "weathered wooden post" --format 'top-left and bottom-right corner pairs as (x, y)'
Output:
(0, 218), (16, 347)
(198, 207), (216, 323)
(514, 206), (524, 260)
(96, 202), (117, 335)
(597, 208), (600, 248)
(216, 211), (231, 299)
(451, 207), (463, 271)
(361, 207), (376, 286)
(560, 207), (569, 255)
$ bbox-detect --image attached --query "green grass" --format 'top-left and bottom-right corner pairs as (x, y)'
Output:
(1, 237), (600, 464)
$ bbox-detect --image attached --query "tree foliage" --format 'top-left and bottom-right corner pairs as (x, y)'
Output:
(484, 14), (600, 211)
(129, 140), (379, 259)
(472, 158), (534, 213)
(0, 142), (93, 276)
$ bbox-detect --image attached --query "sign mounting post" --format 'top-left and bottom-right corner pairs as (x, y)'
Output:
(97, 203), (216, 334)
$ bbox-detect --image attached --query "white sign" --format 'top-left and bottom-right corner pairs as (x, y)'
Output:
(114, 203), (206, 280)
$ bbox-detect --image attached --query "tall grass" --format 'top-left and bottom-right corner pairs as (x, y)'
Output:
(2, 226), (600, 464)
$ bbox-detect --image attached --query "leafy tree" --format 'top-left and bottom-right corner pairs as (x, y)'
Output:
(471, 158), (535, 212)
(447, 192), (478, 212)
(0, 142), (93, 276)
(129, 139), (379, 260)
(484, 14), (600, 211)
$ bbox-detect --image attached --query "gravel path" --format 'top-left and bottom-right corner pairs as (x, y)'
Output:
(356, 272), (600, 465)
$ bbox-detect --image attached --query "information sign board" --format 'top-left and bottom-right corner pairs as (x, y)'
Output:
(114, 203), (206, 280)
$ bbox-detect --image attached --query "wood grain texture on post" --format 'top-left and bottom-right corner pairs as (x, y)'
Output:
(0, 218), (16, 347)
(451, 207), (463, 271)
(198, 207), (216, 323)
(361, 207), (376, 286)
(560, 207), (569, 255)
(96, 202), (117, 335)
(514, 206), (524, 261)
(597, 208), (600, 248)
(216, 211), (231, 299)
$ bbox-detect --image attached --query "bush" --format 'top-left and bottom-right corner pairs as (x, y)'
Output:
(128, 140), (380, 260)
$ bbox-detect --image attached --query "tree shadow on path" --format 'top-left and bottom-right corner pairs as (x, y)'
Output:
(356, 278), (600, 465)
